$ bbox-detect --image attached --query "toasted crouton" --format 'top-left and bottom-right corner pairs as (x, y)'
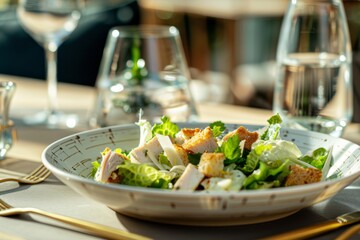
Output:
(173, 144), (189, 165)
(174, 128), (201, 144)
(198, 152), (225, 177)
(222, 126), (258, 150)
(285, 165), (322, 186)
(181, 128), (201, 139)
(182, 127), (218, 153)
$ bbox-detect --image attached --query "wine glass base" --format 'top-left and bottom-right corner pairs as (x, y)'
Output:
(22, 110), (87, 129)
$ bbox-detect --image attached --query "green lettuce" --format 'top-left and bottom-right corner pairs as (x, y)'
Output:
(90, 161), (101, 178)
(117, 161), (174, 189)
(151, 116), (179, 138)
(209, 121), (226, 137)
(261, 113), (282, 141)
(243, 160), (291, 189)
(158, 153), (172, 168)
(220, 134), (241, 165)
(241, 143), (272, 174)
(188, 153), (202, 165)
(300, 147), (329, 170)
(219, 134), (244, 165)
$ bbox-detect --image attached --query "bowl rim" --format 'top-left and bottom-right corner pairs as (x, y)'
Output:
(41, 123), (360, 198)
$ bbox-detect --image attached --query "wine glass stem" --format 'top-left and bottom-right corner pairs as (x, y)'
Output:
(45, 45), (58, 115)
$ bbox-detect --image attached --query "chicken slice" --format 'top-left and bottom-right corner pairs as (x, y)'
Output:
(173, 164), (204, 191)
(129, 144), (153, 164)
(95, 150), (129, 183)
(129, 136), (163, 165)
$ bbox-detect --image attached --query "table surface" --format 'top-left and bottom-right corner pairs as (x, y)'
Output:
(0, 74), (359, 240)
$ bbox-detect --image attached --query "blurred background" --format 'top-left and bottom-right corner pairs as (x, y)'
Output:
(1, 0), (360, 121)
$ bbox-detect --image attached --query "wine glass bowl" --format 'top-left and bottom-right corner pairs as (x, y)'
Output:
(16, 0), (81, 128)
(91, 25), (197, 127)
(17, 2), (80, 48)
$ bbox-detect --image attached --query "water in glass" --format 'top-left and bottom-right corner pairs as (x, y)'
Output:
(273, 0), (352, 137)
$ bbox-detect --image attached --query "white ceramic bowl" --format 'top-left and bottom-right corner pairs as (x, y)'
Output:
(42, 123), (360, 226)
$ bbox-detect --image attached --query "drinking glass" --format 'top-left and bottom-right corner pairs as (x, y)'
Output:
(90, 25), (197, 127)
(0, 81), (16, 160)
(17, 0), (81, 128)
(273, 0), (353, 137)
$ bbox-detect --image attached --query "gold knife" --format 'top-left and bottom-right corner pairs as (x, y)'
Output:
(262, 211), (360, 240)
(0, 231), (25, 240)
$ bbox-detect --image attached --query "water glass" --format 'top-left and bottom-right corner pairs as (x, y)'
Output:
(90, 25), (197, 127)
(273, 0), (353, 137)
(0, 81), (16, 160)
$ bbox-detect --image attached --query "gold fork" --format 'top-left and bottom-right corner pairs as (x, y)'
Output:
(0, 164), (51, 184)
(0, 198), (151, 240)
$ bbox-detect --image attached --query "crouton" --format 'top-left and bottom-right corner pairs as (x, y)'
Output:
(198, 152), (225, 177)
(182, 127), (218, 153)
(173, 144), (189, 165)
(174, 128), (201, 144)
(222, 126), (258, 150)
(181, 128), (201, 139)
(285, 165), (322, 186)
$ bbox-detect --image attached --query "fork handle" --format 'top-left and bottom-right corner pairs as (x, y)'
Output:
(262, 220), (343, 240)
(26, 208), (151, 240)
(0, 178), (18, 183)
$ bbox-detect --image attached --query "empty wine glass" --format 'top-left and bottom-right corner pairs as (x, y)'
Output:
(17, 0), (81, 128)
(273, 0), (353, 137)
(90, 25), (197, 127)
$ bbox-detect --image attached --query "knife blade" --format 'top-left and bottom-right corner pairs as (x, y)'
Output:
(262, 211), (360, 240)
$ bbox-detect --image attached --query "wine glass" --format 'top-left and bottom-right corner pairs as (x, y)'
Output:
(273, 0), (353, 137)
(17, 0), (81, 128)
(90, 25), (197, 127)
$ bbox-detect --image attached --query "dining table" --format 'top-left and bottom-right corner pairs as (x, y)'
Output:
(0, 74), (359, 240)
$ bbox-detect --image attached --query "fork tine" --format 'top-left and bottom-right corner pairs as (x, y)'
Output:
(0, 199), (12, 210)
(24, 165), (50, 181)
(0, 164), (51, 184)
(26, 165), (46, 177)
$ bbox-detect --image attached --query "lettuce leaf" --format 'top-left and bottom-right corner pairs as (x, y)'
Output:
(216, 134), (247, 166)
(90, 161), (101, 178)
(158, 153), (172, 168)
(151, 116), (179, 138)
(300, 147), (329, 170)
(117, 161), (174, 189)
(252, 140), (302, 163)
(243, 160), (290, 189)
(210, 121), (226, 137)
(241, 144), (272, 174)
(188, 153), (202, 165)
(220, 134), (243, 165)
(261, 113), (282, 141)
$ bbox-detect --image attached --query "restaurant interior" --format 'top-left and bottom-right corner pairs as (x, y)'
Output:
(0, 1), (359, 240)
(1, 0), (360, 120)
